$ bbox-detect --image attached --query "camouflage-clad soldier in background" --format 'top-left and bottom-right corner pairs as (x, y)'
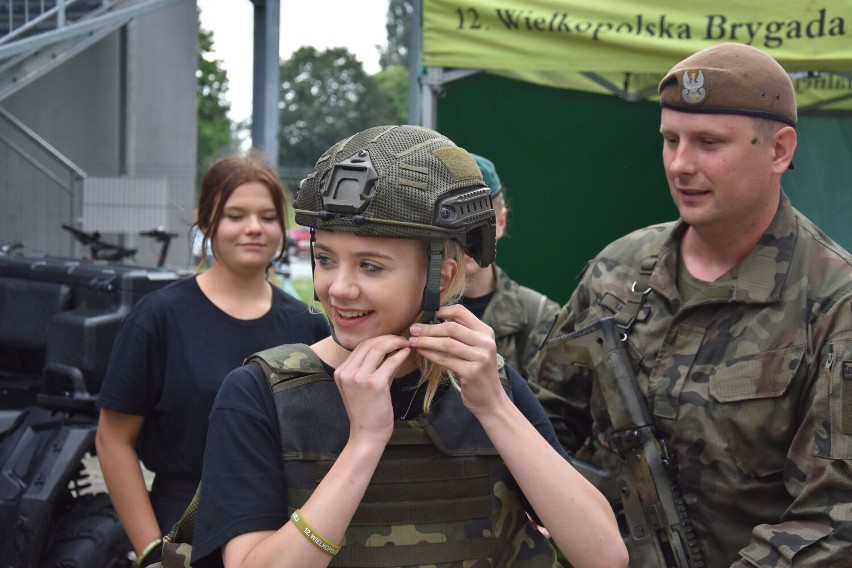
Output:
(462, 154), (560, 380)
(530, 43), (852, 567)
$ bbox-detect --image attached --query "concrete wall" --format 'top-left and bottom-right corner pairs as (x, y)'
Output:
(0, 1), (198, 268)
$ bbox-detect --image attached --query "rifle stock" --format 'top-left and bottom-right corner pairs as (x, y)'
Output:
(546, 317), (704, 568)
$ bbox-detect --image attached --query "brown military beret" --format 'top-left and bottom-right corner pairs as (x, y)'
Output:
(659, 42), (797, 126)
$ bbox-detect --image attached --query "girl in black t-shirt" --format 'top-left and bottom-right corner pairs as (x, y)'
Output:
(95, 154), (329, 565)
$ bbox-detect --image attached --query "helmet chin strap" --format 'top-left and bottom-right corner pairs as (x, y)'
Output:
(419, 238), (445, 324)
(326, 318), (348, 350)
(307, 232), (351, 350)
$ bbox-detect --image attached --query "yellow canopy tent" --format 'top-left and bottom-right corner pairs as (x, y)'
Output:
(422, 0), (852, 117)
(418, 0), (852, 303)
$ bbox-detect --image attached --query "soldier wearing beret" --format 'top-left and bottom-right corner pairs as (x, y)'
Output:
(462, 153), (560, 381)
(530, 42), (852, 566)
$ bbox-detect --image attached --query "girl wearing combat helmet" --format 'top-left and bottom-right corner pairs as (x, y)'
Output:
(191, 126), (627, 568)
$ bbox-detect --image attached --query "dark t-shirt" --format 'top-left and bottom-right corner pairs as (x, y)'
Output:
(97, 277), (330, 481)
(460, 291), (496, 320)
(192, 360), (566, 567)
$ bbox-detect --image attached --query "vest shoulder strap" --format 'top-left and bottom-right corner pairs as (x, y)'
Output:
(245, 343), (331, 393)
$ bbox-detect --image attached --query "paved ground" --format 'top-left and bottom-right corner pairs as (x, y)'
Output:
(81, 454), (154, 495)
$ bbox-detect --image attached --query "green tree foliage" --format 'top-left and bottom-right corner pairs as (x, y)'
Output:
(278, 46), (397, 167)
(377, 0), (413, 124)
(197, 19), (233, 181)
(379, 0), (413, 69)
(373, 66), (408, 124)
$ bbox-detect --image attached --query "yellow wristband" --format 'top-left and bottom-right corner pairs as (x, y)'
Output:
(290, 509), (341, 556)
(136, 537), (163, 565)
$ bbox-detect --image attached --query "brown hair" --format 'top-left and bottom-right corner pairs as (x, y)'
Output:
(752, 117), (786, 143)
(194, 151), (289, 267)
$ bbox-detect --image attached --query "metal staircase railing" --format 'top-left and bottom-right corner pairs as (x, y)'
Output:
(0, 0), (180, 102)
(0, 0), (183, 256)
(0, 105), (86, 255)
(1, 0), (101, 45)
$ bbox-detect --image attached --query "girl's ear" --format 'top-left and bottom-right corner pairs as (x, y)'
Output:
(495, 205), (508, 240)
(439, 257), (458, 292)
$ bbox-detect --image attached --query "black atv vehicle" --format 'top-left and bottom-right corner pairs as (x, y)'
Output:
(0, 248), (184, 567)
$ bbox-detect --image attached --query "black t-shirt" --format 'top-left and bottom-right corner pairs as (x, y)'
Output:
(97, 277), (330, 481)
(460, 291), (495, 321)
(191, 359), (567, 567)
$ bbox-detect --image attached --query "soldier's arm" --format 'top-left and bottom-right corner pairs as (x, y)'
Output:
(737, 297), (852, 567)
(519, 294), (561, 379)
(528, 282), (597, 453)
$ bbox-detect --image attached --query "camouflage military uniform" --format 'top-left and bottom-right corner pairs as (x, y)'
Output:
(480, 265), (560, 380)
(530, 193), (852, 567)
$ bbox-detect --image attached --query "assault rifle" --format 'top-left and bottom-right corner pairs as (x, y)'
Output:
(544, 317), (704, 568)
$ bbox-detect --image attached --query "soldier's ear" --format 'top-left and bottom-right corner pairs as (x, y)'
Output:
(771, 126), (797, 175)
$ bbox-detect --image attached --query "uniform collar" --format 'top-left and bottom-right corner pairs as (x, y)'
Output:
(652, 192), (795, 306)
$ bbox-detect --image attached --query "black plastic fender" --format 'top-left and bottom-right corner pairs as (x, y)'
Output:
(0, 405), (97, 568)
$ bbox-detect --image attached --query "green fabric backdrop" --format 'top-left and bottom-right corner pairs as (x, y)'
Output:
(438, 72), (674, 305)
(438, 72), (852, 305)
(782, 114), (852, 250)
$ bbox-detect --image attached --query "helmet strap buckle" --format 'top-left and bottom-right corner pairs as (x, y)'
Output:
(419, 238), (445, 323)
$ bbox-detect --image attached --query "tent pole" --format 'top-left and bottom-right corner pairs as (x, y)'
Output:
(421, 67), (482, 129)
(421, 66), (438, 129)
(407, 0), (422, 125)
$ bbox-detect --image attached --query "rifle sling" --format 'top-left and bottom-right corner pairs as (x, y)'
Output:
(613, 254), (658, 337)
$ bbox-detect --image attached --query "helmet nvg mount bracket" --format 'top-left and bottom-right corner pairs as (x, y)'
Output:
(318, 150), (378, 217)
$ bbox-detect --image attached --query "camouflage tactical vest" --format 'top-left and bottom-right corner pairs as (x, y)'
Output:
(250, 343), (561, 567)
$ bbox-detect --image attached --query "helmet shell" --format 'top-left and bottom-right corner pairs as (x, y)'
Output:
(294, 125), (496, 267)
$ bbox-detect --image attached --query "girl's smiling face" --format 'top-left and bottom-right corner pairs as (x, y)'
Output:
(312, 230), (428, 350)
(211, 181), (282, 275)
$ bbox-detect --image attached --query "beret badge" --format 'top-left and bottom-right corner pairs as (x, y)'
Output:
(681, 69), (706, 104)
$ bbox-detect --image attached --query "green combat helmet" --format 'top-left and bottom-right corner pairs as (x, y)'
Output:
(294, 125), (497, 322)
